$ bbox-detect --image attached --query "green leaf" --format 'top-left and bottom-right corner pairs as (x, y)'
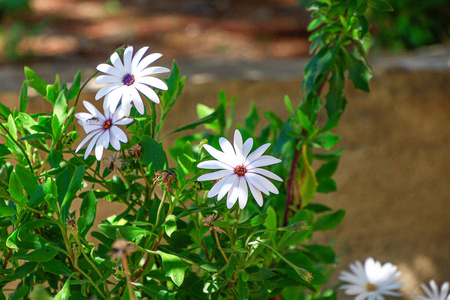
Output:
(299, 145), (318, 208)
(157, 251), (188, 287)
(348, 55), (372, 92)
(313, 209), (346, 231)
(98, 225), (154, 241)
(79, 189), (97, 237)
(15, 164), (38, 195)
(24, 67), (48, 97)
(67, 70), (82, 101)
(238, 214), (267, 228)
(303, 245), (336, 264)
(369, 0), (394, 11)
(237, 272), (249, 299)
(15, 248), (58, 262)
(244, 102), (259, 133)
(7, 114), (17, 140)
(140, 135), (168, 172)
(313, 133), (341, 149)
(0, 200), (16, 217)
(55, 277), (71, 300)
(61, 165), (85, 209)
(9, 172), (24, 201)
(165, 104), (224, 137)
(48, 149), (63, 168)
(164, 214), (177, 237)
(41, 260), (72, 276)
(19, 80), (29, 112)
(0, 101), (12, 120)
(54, 92), (68, 125)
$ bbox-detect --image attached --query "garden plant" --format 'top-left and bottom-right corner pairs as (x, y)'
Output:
(1, 0), (445, 299)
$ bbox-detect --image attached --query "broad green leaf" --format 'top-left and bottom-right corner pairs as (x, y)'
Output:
(244, 101), (259, 133)
(264, 206), (277, 229)
(0, 200), (16, 217)
(54, 92), (68, 125)
(9, 172), (24, 201)
(0, 144), (12, 156)
(140, 135), (168, 172)
(98, 224), (154, 241)
(15, 248), (57, 262)
(41, 260), (72, 276)
(19, 80), (29, 112)
(30, 285), (53, 300)
(348, 55), (372, 92)
(7, 114), (17, 140)
(0, 101), (12, 120)
(325, 64), (347, 119)
(164, 214), (177, 237)
(157, 251), (188, 287)
(15, 164), (38, 195)
(24, 67), (48, 97)
(369, 0), (394, 11)
(13, 285), (30, 300)
(313, 132), (341, 149)
(238, 214), (267, 228)
(237, 272), (249, 299)
(161, 61), (185, 113)
(54, 277), (71, 300)
(61, 165), (85, 209)
(79, 189), (97, 236)
(48, 149), (63, 168)
(313, 209), (346, 231)
(67, 70), (82, 101)
(303, 245), (336, 264)
(298, 145), (318, 208)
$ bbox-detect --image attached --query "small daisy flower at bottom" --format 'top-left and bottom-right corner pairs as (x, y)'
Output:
(197, 129), (282, 209)
(414, 280), (450, 300)
(75, 101), (133, 161)
(340, 257), (403, 300)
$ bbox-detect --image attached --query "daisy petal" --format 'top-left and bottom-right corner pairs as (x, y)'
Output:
(135, 83), (160, 104)
(136, 53), (163, 71)
(110, 52), (126, 75)
(97, 63), (122, 78)
(249, 168), (283, 182)
(123, 46), (133, 72)
(140, 66), (170, 76)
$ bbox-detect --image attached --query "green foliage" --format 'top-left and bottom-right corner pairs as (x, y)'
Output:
(0, 2), (375, 298)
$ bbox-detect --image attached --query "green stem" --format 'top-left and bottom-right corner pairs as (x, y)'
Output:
(73, 234), (103, 279)
(74, 253), (107, 298)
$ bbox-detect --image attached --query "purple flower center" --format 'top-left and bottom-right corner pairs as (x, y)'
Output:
(102, 119), (113, 130)
(234, 165), (247, 177)
(122, 74), (135, 86)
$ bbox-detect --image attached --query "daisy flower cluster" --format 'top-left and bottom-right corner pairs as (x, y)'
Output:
(75, 46), (169, 160)
(340, 257), (449, 300)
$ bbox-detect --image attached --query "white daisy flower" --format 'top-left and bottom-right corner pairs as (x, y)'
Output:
(95, 46), (170, 116)
(197, 129), (282, 209)
(414, 280), (450, 300)
(339, 257), (403, 300)
(75, 101), (133, 161)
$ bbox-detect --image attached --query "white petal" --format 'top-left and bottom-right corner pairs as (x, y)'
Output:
(110, 52), (126, 75)
(75, 130), (100, 153)
(136, 76), (168, 91)
(244, 173), (270, 195)
(140, 66), (170, 76)
(233, 129), (244, 161)
(95, 144), (104, 161)
(96, 63), (122, 78)
(109, 133), (121, 150)
(245, 143), (270, 164)
(202, 145), (234, 167)
(82, 101), (105, 120)
(96, 82), (122, 100)
(218, 175), (238, 201)
(123, 46), (133, 72)
(130, 46), (149, 73)
(247, 155), (281, 168)
(219, 137), (236, 158)
(84, 132), (102, 159)
(249, 168), (283, 182)
(114, 117), (134, 126)
(134, 83), (160, 104)
(98, 129), (110, 149)
(75, 112), (94, 122)
(226, 179), (240, 209)
(130, 86), (145, 114)
(197, 169), (234, 181)
(136, 53), (163, 72)
(247, 179), (263, 206)
(103, 87), (124, 113)
(237, 177), (249, 209)
(197, 160), (232, 170)
(245, 173), (279, 195)
(96, 75), (121, 85)
(242, 138), (253, 158)
(110, 126), (127, 143)
(206, 176), (229, 198)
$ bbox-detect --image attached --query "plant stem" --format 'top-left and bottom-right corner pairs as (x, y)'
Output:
(122, 253), (135, 300)
(212, 227), (229, 264)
